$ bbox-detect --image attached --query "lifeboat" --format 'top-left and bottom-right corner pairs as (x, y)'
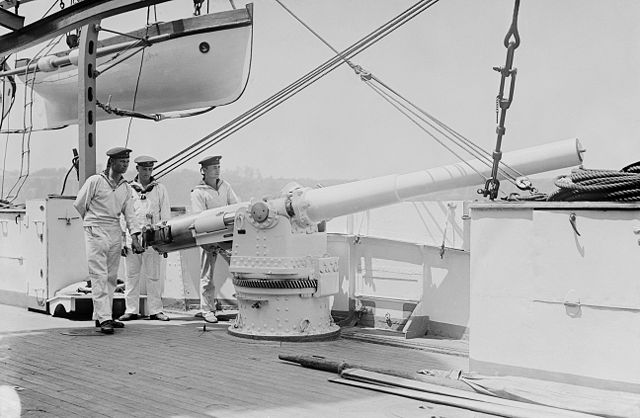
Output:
(15, 4), (253, 128)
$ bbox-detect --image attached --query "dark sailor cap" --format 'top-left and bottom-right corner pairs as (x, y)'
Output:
(106, 147), (132, 159)
(198, 155), (222, 167)
(134, 155), (157, 167)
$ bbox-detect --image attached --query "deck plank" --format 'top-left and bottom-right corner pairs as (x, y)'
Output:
(0, 311), (476, 417)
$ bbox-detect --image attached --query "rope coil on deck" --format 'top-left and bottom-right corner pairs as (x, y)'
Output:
(504, 162), (640, 202)
(547, 163), (640, 202)
(232, 278), (317, 289)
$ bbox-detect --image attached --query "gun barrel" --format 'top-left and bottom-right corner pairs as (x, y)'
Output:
(292, 138), (583, 223)
(147, 138), (583, 252)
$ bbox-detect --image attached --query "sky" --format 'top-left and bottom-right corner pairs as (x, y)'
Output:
(1, 0), (640, 182)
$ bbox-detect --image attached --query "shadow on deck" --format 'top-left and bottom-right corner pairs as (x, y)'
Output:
(0, 305), (475, 417)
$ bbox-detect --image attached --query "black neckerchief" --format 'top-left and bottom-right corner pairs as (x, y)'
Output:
(130, 176), (156, 200)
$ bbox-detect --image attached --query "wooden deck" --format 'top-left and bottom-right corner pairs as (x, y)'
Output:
(0, 305), (482, 417)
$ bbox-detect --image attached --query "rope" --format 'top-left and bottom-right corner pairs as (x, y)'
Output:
(3, 35), (63, 202)
(547, 165), (640, 202)
(97, 100), (216, 122)
(154, 0), (439, 179)
(123, 7), (158, 148)
(60, 150), (79, 195)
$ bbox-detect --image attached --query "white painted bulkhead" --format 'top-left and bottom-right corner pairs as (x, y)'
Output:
(469, 202), (640, 393)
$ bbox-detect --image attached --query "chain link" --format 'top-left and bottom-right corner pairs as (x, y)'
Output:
(480, 0), (521, 200)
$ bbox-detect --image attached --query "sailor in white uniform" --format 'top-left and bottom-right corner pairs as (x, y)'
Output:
(190, 155), (239, 323)
(74, 147), (144, 334)
(119, 155), (172, 322)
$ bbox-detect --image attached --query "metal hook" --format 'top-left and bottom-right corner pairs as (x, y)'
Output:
(569, 212), (581, 236)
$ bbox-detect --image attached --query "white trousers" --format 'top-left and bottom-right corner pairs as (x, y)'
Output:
(200, 248), (230, 312)
(84, 225), (122, 323)
(124, 251), (164, 315)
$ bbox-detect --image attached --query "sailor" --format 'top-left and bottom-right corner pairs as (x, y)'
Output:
(74, 147), (144, 335)
(119, 155), (172, 322)
(191, 155), (239, 323)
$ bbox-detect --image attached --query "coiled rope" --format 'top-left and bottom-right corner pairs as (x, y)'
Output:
(547, 163), (640, 202)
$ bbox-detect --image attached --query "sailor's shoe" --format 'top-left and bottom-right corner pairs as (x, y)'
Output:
(149, 312), (170, 321)
(118, 313), (140, 321)
(98, 320), (115, 334)
(203, 312), (218, 323)
(95, 319), (125, 328)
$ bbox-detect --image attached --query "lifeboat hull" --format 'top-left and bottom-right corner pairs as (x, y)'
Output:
(21, 6), (253, 127)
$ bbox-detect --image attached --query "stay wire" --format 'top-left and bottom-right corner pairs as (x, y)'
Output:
(363, 79), (513, 195)
(274, 0), (359, 71)
(275, 0), (519, 189)
(124, 12), (152, 148)
(156, 0), (434, 176)
(154, 0), (437, 178)
(369, 73), (525, 181)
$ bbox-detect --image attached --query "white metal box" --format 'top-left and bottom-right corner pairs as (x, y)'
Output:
(469, 202), (640, 393)
(24, 196), (88, 312)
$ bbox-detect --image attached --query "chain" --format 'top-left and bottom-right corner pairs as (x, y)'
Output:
(480, 0), (521, 200)
(193, 0), (204, 16)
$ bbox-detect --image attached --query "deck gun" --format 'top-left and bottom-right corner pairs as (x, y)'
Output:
(144, 138), (584, 340)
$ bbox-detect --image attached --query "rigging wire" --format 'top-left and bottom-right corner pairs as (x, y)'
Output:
(2, 35), (64, 202)
(124, 6), (157, 148)
(361, 74), (523, 192)
(364, 80), (493, 186)
(368, 73), (525, 181)
(60, 149), (79, 195)
(0, 76), (13, 200)
(93, 42), (147, 76)
(154, 0), (439, 179)
(0, 124), (68, 135)
(41, 0), (59, 18)
(273, 0), (524, 194)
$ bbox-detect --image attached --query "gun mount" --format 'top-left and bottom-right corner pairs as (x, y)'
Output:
(144, 138), (584, 340)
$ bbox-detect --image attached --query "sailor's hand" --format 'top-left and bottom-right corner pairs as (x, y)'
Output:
(131, 234), (145, 254)
(121, 246), (130, 257)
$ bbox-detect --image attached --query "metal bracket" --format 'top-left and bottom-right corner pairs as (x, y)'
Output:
(33, 220), (45, 241)
(569, 212), (581, 236)
(58, 213), (80, 225)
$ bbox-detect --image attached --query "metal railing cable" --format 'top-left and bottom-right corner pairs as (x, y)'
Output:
(153, 0), (439, 178)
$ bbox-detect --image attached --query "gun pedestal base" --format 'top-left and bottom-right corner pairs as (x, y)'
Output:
(227, 280), (340, 341)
